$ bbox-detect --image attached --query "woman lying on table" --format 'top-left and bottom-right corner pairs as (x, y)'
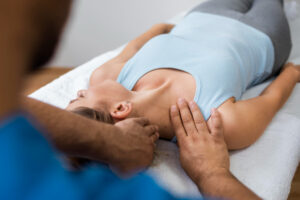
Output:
(67, 0), (300, 149)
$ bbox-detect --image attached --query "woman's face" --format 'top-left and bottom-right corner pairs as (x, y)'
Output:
(66, 80), (131, 111)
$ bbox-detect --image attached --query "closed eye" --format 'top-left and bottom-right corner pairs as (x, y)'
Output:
(69, 98), (78, 104)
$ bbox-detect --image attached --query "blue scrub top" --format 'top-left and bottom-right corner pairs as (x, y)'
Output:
(0, 113), (203, 200)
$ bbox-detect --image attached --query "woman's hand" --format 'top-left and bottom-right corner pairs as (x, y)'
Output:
(170, 98), (229, 185)
(164, 23), (175, 33)
(152, 23), (175, 34)
(116, 23), (175, 63)
(282, 62), (300, 82)
(294, 64), (300, 82)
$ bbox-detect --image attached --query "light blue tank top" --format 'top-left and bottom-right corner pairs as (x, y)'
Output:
(117, 12), (274, 120)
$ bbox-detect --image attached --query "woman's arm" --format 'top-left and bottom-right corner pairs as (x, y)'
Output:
(90, 23), (174, 83)
(214, 63), (300, 150)
(117, 23), (174, 62)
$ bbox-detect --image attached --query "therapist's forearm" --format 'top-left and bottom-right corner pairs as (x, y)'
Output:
(0, 20), (34, 119)
(21, 97), (117, 162)
(197, 169), (261, 200)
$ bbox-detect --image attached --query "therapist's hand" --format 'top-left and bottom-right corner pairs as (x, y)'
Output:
(23, 98), (159, 174)
(170, 99), (229, 184)
(170, 99), (261, 200)
(108, 118), (159, 174)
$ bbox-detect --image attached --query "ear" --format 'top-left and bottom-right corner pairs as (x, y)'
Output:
(77, 89), (87, 98)
(110, 101), (132, 120)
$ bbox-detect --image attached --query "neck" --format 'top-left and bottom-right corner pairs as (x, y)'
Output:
(132, 81), (177, 139)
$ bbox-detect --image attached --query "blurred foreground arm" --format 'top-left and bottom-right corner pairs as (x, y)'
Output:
(22, 97), (159, 174)
(170, 99), (261, 200)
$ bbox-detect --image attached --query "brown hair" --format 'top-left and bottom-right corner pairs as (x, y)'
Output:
(71, 106), (114, 124)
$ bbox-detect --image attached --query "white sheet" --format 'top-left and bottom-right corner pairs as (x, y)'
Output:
(30, 1), (300, 200)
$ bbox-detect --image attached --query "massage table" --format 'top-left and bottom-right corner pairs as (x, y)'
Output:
(30, 1), (300, 199)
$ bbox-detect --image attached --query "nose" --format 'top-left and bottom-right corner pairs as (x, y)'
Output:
(77, 90), (87, 98)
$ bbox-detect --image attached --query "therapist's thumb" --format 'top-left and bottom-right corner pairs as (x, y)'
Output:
(210, 108), (224, 138)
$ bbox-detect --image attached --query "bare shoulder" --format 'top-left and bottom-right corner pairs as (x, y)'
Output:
(207, 97), (235, 122)
(207, 97), (235, 126)
(89, 58), (126, 86)
(215, 97), (237, 132)
(207, 97), (239, 148)
(216, 97), (236, 113)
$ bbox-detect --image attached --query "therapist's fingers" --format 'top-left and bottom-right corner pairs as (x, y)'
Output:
(150, 132), (160, 143)
(170, 105), (187, 143)
(134, 117), (150, 126)
(144, 125), (159, 137)
(177, 98), (197, 135)
(210, 108), (224, 138)
(188, 101), (209, 135)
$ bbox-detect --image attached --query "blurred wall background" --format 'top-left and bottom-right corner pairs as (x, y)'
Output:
(49, 0), (202, 67)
